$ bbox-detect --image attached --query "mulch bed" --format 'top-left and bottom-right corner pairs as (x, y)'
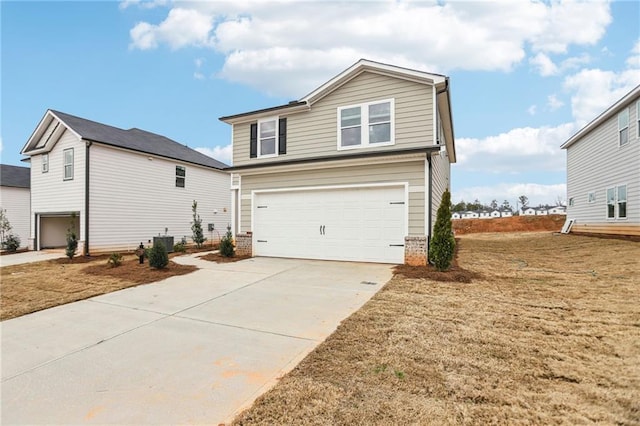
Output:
(197, 252), (252, 263)
(83, 259), (197, 283)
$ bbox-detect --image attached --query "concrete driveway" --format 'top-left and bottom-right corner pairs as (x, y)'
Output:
(1, 255), (393, 424)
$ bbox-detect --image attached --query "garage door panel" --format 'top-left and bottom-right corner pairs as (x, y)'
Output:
(254, 186), (405, 264)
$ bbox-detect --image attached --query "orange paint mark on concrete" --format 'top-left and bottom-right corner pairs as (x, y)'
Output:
(84, 405), (105, 421)
(221, 369), (267, 385)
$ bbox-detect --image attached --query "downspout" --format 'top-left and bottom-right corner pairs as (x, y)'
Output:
(84, 140), (91, 256)
(427, 154), (433, 261)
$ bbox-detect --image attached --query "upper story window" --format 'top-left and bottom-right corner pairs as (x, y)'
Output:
(258, 118), (277, 157)
(338, 99), (394, 150)
(618, 108), (629, 146)
(63, 148), (73, 180)
(42, 153), (49, 173)
(176, 165), (186, 188)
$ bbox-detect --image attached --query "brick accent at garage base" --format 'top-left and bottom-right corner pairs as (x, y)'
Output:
(235, 233), (252, 257)
(404, 236), (427, 266)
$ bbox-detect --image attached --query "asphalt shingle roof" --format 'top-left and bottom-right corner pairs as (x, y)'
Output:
(50, 110), (228, 170)
(0, 164), (30, 188)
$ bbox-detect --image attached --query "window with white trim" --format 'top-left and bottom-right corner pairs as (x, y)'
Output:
(176, 165), (185, 188)
(258, 118), (277, 157)
(568, 197), (574, 207)
(588, 191), (596, 203)
(607, 185), (628, 219)
(618, 108), (629, 146)
(63, 148), (73, 180)
(42, 153), (49, 173)
(338, 99), (394, 149)
(618, 185), (627, 219)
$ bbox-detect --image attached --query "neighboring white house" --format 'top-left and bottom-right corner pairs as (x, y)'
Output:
(561, 85), (639, 236)
(500, 208), (513, 217)
(220, 59), (456, 265)
(461, 211), (479, 219)
(490, 210), (501, 218)
(0, 164), (30, 249)
(451, 212), (461, 220)
(478, 210), (491, 219)
(547, 206), (567, 215)
(21, 110), (231, 254)
(535, 208), (548, 216)
(522, 207), (537, 216)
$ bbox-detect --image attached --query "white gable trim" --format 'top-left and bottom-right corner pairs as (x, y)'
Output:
(21, 110), (82, 155)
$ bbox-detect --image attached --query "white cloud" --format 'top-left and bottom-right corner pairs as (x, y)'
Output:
(195, 144), (232, 165)
(194, 57), (205, 80)
(627, 39), (640, 69)
(119, 0), (168, 10)
(547, 94), (564, 111)
(456, 123), (576, 174)
(127, 0), (612, 97)
(530, 53), (558, 76)
(527, 105), (537, 116)
(453, 183), (566, 208)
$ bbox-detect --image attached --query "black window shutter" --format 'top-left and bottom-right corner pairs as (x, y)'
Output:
(250, 123), (257, 158)
(278, 118), (287, 155)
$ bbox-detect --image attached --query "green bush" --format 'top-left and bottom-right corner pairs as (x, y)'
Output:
(2, 234), (20, 252)
(65, 213), (78, 260)
(173, 242), (187, 253)
(429, 189), (456, 271)
(219, 225), (234, 257)
(149, 240), (169, 269)
(107, 252), (123, 268)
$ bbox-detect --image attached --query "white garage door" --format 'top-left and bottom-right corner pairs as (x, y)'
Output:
(253, 185), (406, 264)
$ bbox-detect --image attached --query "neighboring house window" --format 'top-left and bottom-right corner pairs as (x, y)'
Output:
(338, 99), (394, 149)
(258, 118), (277, 157)
(63, 148), (73, 180)
(42, 153), (49, 173)
(588, 192), (596, 203)
(618, 108), (629, 146)
(176, 165), (186, 188)
(618, 185), (627, 219)
(568, 198), (574, 207)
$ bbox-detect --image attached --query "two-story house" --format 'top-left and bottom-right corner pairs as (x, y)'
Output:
(0, 164), (31, 249)
(220, 59), (456, 265)
(561, 85), (639, 236)
(21, 110), (231, 254)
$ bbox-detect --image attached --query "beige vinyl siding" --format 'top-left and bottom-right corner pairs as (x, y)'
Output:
(239, 160), (426, 236)
(0, 186), (30, 248)
(567, 95), (640, 226)
(88, 144), (230, 252)
(30, 130), (86, 242)
(430, 149), (451, 234)
(233, 72), (434, 166)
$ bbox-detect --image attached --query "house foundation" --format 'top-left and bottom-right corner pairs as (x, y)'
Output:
(404, 236), (427, 266)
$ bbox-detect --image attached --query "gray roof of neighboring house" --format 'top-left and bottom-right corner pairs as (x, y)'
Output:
(1, 164), (30, 188)
(50, 110), (228, 170)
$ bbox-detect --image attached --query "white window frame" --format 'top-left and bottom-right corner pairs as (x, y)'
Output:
(637, 100), (639, 139)
(63, 148), (73, 181)
(617, 184), (627, 219)
(337, 98), (395, 150)
(568, 198), (574, 207)
(618, 108), (629, 147)
(257, 117), (278, 158)
(42, 153), (49, 173)
(606, 187), (615, 219)
(587, 191), (596, 203)
(175, 165), (186, 188)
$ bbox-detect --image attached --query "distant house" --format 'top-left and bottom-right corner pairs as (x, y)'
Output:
(478, 210), (492, 219)
(461, 211), (479, 219)
(451, 212), (461, 220)
(0, 164), (30, 248)
(490, 209), (501, 218)
(535, 208), (548, 216)
(500, 208), (513, 217)
(21, 110), (230, 254)
(522, 207), (536, 216)
(561, 85), (639, 236)
(547, 205), (567, 215)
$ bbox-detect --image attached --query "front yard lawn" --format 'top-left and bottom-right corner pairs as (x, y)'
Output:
(233, 232), (640, 424)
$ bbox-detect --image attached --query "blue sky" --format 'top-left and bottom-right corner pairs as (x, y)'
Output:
(2, 0), (639, 207)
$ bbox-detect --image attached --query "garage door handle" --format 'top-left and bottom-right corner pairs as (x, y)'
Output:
(389, 244), (405, 247)
(319, 225), (325, 235)
(257, 240), (267, 243)
(390, 202), (405, 205)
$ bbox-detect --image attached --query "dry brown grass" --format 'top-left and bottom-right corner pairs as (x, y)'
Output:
(453, 215), (566, 234)
(0, 255), (197, 321)
(233, 232), (640, 425)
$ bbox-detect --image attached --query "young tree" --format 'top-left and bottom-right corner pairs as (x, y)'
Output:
(65, 213), (78, 260)
(0, 208), (12, 246)
(429, 189), (456, 271)
(191, 200), (207, 248)
(490, 199), (498, 210)
(518, 195), (529, 209)
(451, 200), (467, 212)
(502, 200), (511, 210)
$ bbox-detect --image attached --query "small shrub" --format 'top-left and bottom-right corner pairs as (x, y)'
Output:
(2, 234), (20, 252)
(429, 189), (456, 271)
(149, 240), (169, 269)
(66, 214), (78, 260)
(173, 242), (187, 253)
(107, 252), (123, 268)
(219, 225), (235, 257)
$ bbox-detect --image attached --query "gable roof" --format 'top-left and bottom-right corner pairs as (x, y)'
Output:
(22, 110), (228, 170)
(561, 84), (640, 150)
(218, 59), (456, 162)
(1, 164), (30, 188)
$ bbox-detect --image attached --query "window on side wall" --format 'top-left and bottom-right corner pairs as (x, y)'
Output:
(338, 99), (394, 149)
(42, 153), (49, 173)
(606, 187), (615, 218)
(588, 192), (596, 203)
(176, 165), (186, 188)
(617, 185), (627, 219)
(568, 197), (574, 207)
(618, 108), (629, 146)
(63, 148), (73, 180)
